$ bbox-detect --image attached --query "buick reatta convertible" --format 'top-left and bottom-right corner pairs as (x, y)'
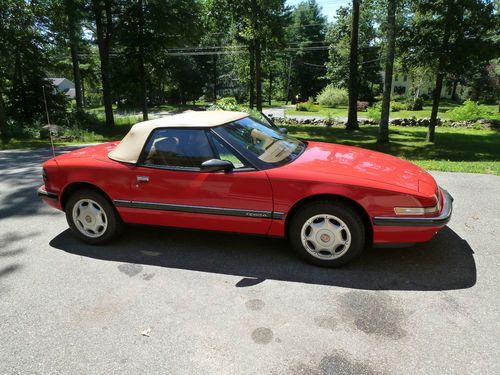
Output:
(39, 111), (453, 266)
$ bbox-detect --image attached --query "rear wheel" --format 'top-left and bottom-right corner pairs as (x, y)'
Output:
(65, 189), (123, 244)
(289, 201), (366, 267)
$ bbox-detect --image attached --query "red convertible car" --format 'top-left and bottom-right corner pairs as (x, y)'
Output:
(38, 111), (453, 266)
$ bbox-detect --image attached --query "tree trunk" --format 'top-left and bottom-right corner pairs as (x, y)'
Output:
(93, 0), (114, 127)
(268, 73), (273, 106)
(346, 0), (360, 131)
(285, 56), (292, 105)
(451, 80), (458, 100)
(378, 0), (396, 143)
(66, 0), (83, 112)
(138, 0), (148, 120)
(249, 44), (255, 109)
(212, 54), (217, 102)
(70, 44), (83, 112)
(428, 0), (454, 142)
(81, 77), (86, 107)
(255, 40), (262, 111)
(0, 89), (8, 142)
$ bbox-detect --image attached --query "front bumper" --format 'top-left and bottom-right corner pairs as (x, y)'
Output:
(37, 185), (58, 200)
(373, 188), (453, 227)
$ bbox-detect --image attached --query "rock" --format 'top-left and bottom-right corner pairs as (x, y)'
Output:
(390, 118), (402, 125)
(40, 124), (65, 140)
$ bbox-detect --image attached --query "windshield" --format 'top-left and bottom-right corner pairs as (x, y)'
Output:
(213, 116), (306, 168)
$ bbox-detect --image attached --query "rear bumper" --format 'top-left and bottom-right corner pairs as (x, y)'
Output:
(373, 188), (453, 227)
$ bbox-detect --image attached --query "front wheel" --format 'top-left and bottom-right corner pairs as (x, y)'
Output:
(65, 189), (123, 244)
(289, 201), (366, 267)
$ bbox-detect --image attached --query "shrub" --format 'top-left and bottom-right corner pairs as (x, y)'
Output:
(390, 101), (406, 112)
(446, 100), (491, 121)
(357, 101), (369, 111)
(218, 97), (237, 106)
(296, 97), (318, 112)
(296, 101), (318, 112)
(407, 97), (424, 111)
(366, 105), (381, 122)
(317, 85), (348, 108)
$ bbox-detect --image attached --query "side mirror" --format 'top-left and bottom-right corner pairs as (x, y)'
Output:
(200, 159), (234, 172)
(279, 127), (288, 134)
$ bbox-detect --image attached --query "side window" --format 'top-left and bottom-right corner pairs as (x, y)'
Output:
(211, 136), (247, 169)
(142, 128), (214, 169)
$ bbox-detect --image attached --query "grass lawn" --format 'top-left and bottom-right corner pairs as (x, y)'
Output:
(285, 124), (500, 175)
(285, 102), (500, 121)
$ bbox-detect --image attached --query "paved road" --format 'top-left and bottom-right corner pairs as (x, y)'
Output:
(1, 147), (499, 375)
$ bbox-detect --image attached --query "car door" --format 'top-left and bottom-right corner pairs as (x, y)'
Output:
(124, 127), (275, 235)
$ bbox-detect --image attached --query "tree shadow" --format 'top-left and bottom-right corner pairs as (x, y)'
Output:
(0, 146), (82, 219)
(49, 225), (476, 291)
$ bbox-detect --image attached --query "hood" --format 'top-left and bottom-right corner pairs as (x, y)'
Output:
(282, 141), (437, 195)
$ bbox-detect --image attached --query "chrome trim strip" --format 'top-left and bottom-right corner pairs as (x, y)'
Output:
(373, 188), (453, 227)
(37, 187), (58, 200)
(113, 200), (285, 220)
(272, 212), (285, 220)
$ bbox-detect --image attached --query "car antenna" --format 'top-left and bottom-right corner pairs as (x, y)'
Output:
(42, 85), (56, 158)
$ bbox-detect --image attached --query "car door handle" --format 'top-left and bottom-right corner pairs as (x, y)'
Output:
(137, 176), (149, 183)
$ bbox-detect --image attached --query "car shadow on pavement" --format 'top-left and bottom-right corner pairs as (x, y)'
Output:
(49, 225), (476, 291)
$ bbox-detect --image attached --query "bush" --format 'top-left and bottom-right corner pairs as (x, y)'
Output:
(366, 105), (381, 122)
(207, 103), (265, 121)
(317, 85), (348, 108)
(296, 98), (318, 112)
(218, 97), (237, 106)
(446, 100), (491, 121)
(407, 97), (424, 111)
(357, 101), (369, 111)
(390, 101), (406, 112)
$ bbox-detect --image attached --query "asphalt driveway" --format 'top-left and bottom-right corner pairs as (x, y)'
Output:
(0, 147), (499, 374)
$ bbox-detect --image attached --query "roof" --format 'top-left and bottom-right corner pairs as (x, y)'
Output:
(108, 110), (249, 164)
(48, 78), (66, 86)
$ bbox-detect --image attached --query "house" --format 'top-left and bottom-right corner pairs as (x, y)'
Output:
(381, 72), (469, 99)
(48, 77), (76, 99)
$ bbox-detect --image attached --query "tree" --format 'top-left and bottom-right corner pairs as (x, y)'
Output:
(346, 0), (360, 131)
(92, 0), (114, 127)
(286, 0), (328, 102)
(326, 2), (381, 101)
(378, 0), (397, 143)
(65, 0), (84, 112)
(0, 0), (67, 129)
(401, 0), (498, 142)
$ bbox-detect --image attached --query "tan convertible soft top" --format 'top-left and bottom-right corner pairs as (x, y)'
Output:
(108, 110), (249, 163)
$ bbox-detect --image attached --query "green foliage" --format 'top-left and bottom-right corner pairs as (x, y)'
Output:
(317, 85), (348, 108)
(207, 102), (265, 121)
(286, 0), (328, 101)
(366, 105), (381, 121)
(407, 97), (424, 111)
(218, 97), (238, 106)
(296, 98), (318, 112)
(390, 101), (406, 112)
(325, 3), (382, 101)
(446, 100), (492, 121)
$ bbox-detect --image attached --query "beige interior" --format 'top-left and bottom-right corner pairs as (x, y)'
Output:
(108, 110), (249, 164)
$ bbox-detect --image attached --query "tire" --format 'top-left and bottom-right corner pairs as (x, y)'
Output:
(65, 189), (123, 244)
(289, 200), (366, 267)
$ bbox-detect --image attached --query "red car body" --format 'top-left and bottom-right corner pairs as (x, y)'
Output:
(39, 137), (452, 245)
